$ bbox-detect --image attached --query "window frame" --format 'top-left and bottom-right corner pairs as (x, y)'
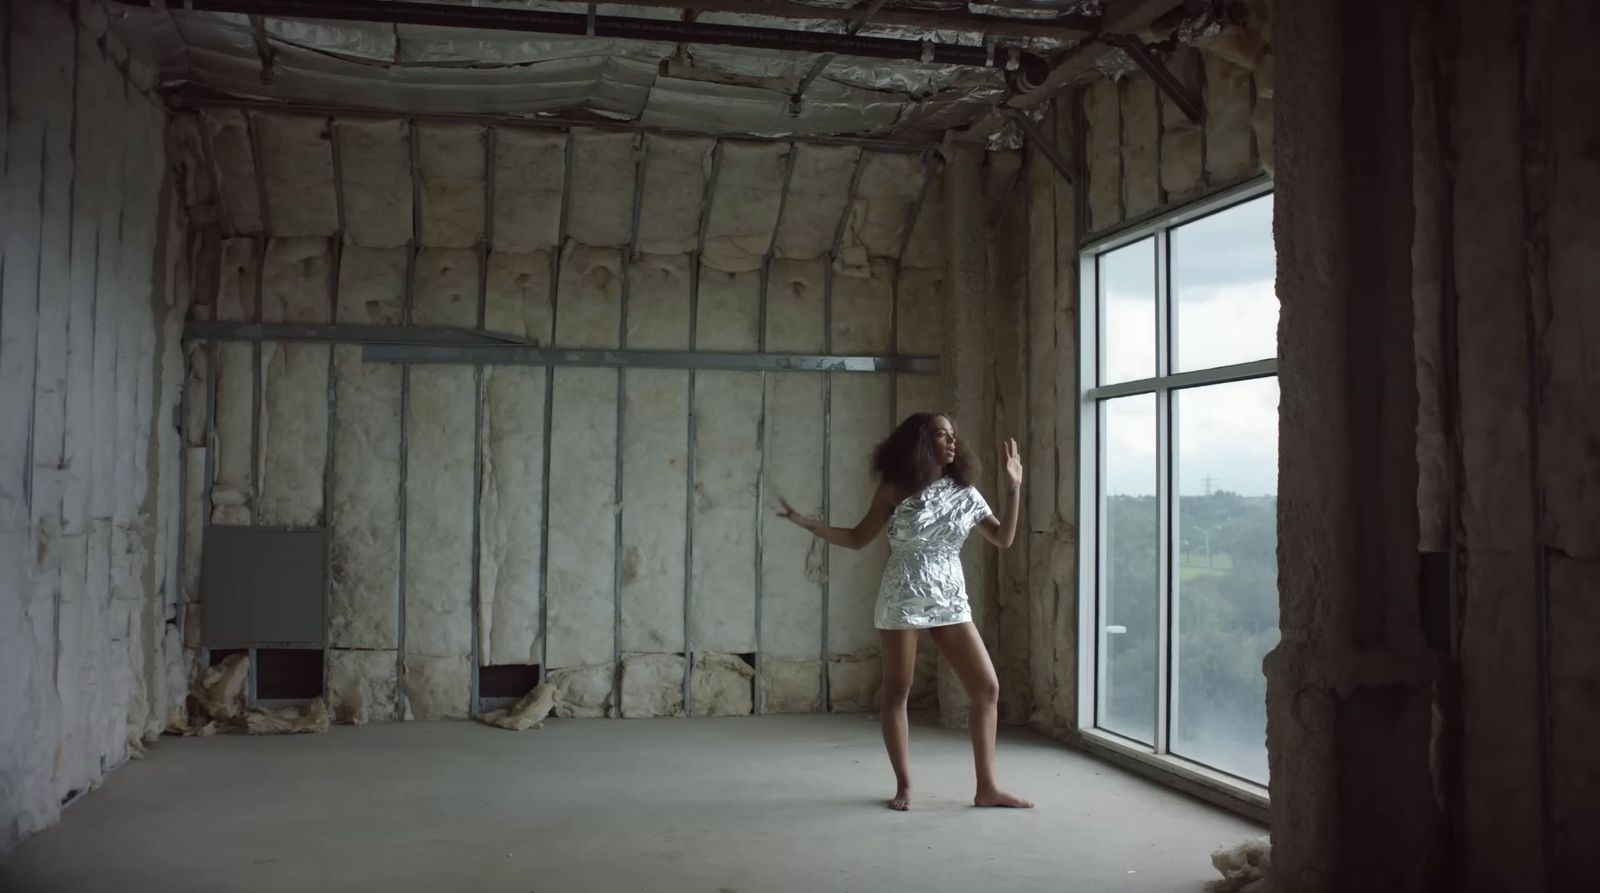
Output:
(1075, 179), (1277, 805)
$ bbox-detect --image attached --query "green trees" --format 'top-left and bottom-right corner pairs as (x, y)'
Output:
(1100, 491), (1277, 782)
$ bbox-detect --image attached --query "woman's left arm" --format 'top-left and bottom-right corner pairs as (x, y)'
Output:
(976, 437), (1022, 549)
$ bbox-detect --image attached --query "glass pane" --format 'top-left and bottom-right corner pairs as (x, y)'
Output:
(1098, 394), (1158, 745)
(1172, 194), (1277, 372)
(1171, 378), (1279, 783)
(1100, 238), (1156, 385)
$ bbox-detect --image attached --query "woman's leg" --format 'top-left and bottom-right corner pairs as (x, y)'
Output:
(928, 623), (1034, 808)
(879, 628), (918, 810)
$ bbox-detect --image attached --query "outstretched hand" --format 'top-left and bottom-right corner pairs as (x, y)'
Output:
(1001, 437), (1023, 492)
(777, 499), (815, 532)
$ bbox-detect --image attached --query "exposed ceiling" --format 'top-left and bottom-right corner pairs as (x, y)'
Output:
(106, 1), (1193, 142)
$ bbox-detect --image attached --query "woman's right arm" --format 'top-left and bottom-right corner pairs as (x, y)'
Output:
(778, 482), (896, 550)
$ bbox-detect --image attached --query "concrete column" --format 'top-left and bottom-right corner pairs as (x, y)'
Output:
(1267, 0), (1444, 889)
(937, 142), (990, 729)
(1540, 1), (1600, 880)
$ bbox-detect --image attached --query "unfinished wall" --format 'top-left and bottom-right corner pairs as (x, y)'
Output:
(185, 114), (947, 723)
(1, 1), (181, 855)
(1266, 0), (1598, 888)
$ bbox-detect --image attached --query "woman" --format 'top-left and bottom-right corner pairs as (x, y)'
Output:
(778, 412), (1032, 811)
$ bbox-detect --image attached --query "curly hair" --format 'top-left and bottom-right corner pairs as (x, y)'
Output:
(872, 412), (979, 497)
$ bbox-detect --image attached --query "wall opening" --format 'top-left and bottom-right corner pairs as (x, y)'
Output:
(257, 648), (325, 700)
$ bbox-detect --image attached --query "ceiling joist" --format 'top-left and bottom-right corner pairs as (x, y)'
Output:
(1009, 0), (1189, 107)
(112, 0), (1053, 70)
(606, 0), (1100, 40)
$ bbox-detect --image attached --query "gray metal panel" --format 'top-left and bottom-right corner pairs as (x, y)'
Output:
(201, 527), (329, 649)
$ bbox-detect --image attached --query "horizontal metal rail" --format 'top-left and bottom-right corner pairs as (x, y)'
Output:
(363, 344), (938, 374)
(183, 320), (938, 373)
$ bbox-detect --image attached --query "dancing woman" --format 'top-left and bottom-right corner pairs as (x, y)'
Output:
(778, 412), (1032, 811)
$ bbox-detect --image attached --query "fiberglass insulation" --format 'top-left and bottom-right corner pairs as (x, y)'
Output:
(626, 254), (692, 349)
(828, 374), (892, 658)
(701, 141), (786, 273)
(485, 251), (553, 343)
(417, 124), (485, 248)
(620, 370), (689, 654)
(493, 128), (565, 252)
(763, 259), (827, 353)
(760, 373), (825, 663)
(257, 114), (337, 238)
(3, 2), (176, 851)
(840, 152), (925, 263)
(554, 245), (623, 348)
(773, 144), (857, 261)
(404, 366), (475, 718)
(545, 368), (619, 670)
(336, 119), (413, 249)
(691, 372), (763, 655)
(636, 134), (711, 256)
(565, 129), (637, 249)
(203, 109), (263, 235)
(1120, 75), (1161, 219)
(257, 238), (332, 527)
(831, 258), (894, 354)
(694, 266), (762, 351)
(479, 367), (546, 666)
(621, 653), (685, 718)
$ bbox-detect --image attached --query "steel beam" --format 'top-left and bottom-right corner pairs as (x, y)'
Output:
(1008, 0), (1186, 107)
(1104, 34), (1204, 125)
(246, 14), (276, 83)
(545, 0), (1098, 40)
(182, 321), (534, 345)
(1008, 109), (1076, 185)
(362, 344), (938, 375)
(112, 0), (1047, 69)
(788, 0), (891, 115)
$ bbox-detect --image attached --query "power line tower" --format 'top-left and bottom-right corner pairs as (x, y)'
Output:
(1203, 474), (1216, 496)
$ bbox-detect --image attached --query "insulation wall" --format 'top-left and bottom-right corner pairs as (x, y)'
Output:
(187, 101), (948, 724)
(1, 1), (179, 855)
(1079, 42), (1273, 243)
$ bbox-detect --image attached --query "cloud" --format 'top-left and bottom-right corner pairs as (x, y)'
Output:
(1093, 194), (1280, 499)
(1171, 194), (1275, 289)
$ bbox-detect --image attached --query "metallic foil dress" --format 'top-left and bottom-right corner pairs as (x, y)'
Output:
(874, 477), (994, 630)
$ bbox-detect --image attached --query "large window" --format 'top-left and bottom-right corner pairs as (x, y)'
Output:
(1079, 186), (1278, 788)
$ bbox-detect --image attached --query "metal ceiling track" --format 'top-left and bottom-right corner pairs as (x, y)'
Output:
(116, 0), (1052, 72)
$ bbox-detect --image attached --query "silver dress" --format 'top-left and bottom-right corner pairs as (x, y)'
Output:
(874, 477), (994, 630)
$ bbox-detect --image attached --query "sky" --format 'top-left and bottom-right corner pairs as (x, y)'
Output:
(1097, 194), (1279, 499)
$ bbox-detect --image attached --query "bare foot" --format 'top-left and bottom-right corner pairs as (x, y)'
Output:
(888, 787), (912, 811)
(974, 788), (1034, 808)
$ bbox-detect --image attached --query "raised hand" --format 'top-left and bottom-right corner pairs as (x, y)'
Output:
(777, 498), (815, 532)
(1001, 437), (1022, 492)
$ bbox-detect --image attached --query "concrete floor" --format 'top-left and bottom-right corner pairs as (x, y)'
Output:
(2, 714), (1260, 892)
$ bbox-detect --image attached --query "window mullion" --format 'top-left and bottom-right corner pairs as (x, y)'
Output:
(1078, 256), (1100, 732)
(1153, 228), (1172, 754)
(1094, 400), (1110, 731)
